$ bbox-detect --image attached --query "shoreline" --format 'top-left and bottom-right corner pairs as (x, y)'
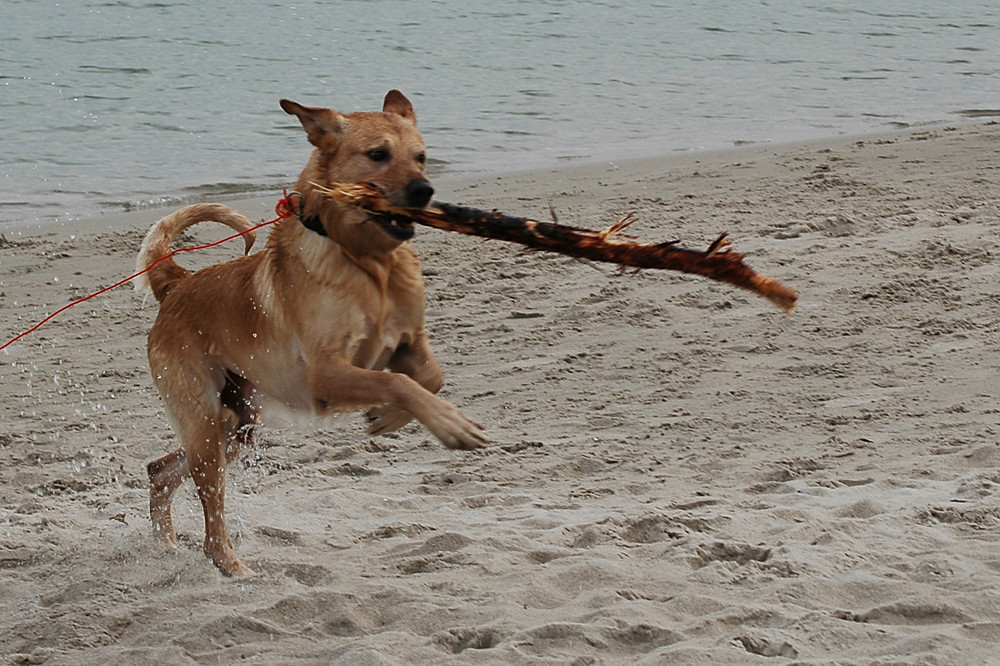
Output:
(0, 114), (980, 234)
(0, 119), (983, 241)
(2, 120), (1000, 664)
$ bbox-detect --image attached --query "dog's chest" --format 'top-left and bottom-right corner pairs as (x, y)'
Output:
(276, 241), (426, 370)
(343, 307), (415, 369)
(319, 272), (424, 371)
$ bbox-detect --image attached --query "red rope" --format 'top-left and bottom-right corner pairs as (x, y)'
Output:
(1, 194), (296, 352)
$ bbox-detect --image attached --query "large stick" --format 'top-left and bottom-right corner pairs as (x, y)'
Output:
(317, 182), (797, 313)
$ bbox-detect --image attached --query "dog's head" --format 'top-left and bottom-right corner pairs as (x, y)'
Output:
(280, 91), (431, 249)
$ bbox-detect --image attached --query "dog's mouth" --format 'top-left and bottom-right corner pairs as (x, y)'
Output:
(368, 212), (416, 241)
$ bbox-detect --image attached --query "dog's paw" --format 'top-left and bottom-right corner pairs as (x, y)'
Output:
(151, 522), (181, 549)
(208, 549), (256, 578)
(366, 405), (414, 435)
(433, 409), (488, 451)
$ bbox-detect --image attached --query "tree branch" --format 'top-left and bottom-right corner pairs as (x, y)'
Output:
(317, 182), (797, 313)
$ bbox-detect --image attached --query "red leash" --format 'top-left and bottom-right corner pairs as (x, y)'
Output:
(0, 194), (297, 353)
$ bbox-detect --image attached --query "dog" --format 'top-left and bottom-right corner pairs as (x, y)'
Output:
(135, 91), (487, 576)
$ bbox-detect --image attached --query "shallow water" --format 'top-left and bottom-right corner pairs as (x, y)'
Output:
(1, 0), (998, 228)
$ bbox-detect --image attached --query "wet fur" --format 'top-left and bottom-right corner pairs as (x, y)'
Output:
(136, 91), (486, 576)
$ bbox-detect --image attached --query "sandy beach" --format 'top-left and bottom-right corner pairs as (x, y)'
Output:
(2, 122), (1000, 664)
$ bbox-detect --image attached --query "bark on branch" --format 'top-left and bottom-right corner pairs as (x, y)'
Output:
(317, 182), (797, 312)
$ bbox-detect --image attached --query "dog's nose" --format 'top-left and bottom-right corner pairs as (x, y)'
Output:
(404, 179), (434, 208)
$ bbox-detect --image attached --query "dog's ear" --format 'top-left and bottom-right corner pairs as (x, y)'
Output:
(382, 90), (416, 125)
(280, 99), (344, 152)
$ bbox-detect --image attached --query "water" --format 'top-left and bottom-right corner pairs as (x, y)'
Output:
(2, 0), (998, 229)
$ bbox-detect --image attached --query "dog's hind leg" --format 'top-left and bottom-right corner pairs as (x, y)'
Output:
(220, 370), (260, 464)
(149, 363), (255, 576)
(147, 446), (188, 547)
(183, 412), (253, 577)
(146, 372), (255, 550)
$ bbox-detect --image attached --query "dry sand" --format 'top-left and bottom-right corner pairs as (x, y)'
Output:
(2, 122), (1000, 665)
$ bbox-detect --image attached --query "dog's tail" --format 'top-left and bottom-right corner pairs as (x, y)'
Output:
(134, 203), (256, 303)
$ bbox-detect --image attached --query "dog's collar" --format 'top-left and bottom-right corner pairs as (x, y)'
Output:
(299, 214), (327, 237)
(285, 191), (328, 237)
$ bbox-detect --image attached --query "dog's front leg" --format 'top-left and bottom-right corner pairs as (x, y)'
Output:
(367, 333), (444, 436)
(309, 355), (486, 450)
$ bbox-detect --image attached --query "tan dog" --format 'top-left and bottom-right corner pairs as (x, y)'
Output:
(135, 91), (487, 576)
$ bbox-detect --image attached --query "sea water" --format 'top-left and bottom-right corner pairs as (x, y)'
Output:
(1, 0), (998, 228)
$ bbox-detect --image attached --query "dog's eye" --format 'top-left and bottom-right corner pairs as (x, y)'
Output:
(367, 148), (390, 162)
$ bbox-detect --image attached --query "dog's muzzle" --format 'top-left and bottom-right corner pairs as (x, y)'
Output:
(370, 212), (416, 242)
(404, 179), (434, 209)
(369, 179), (433, 241)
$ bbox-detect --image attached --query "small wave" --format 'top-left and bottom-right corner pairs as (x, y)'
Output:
(77, 65), (152, 75)
(955, 109), (1000, 118)
(180, 183), (283, 197)
(38, 35), (145, 44)
(117, 195), (185, 213)
(77, 94), (131, 101)
(141, 123), (189, 133)
(95, 2), (185, 8)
